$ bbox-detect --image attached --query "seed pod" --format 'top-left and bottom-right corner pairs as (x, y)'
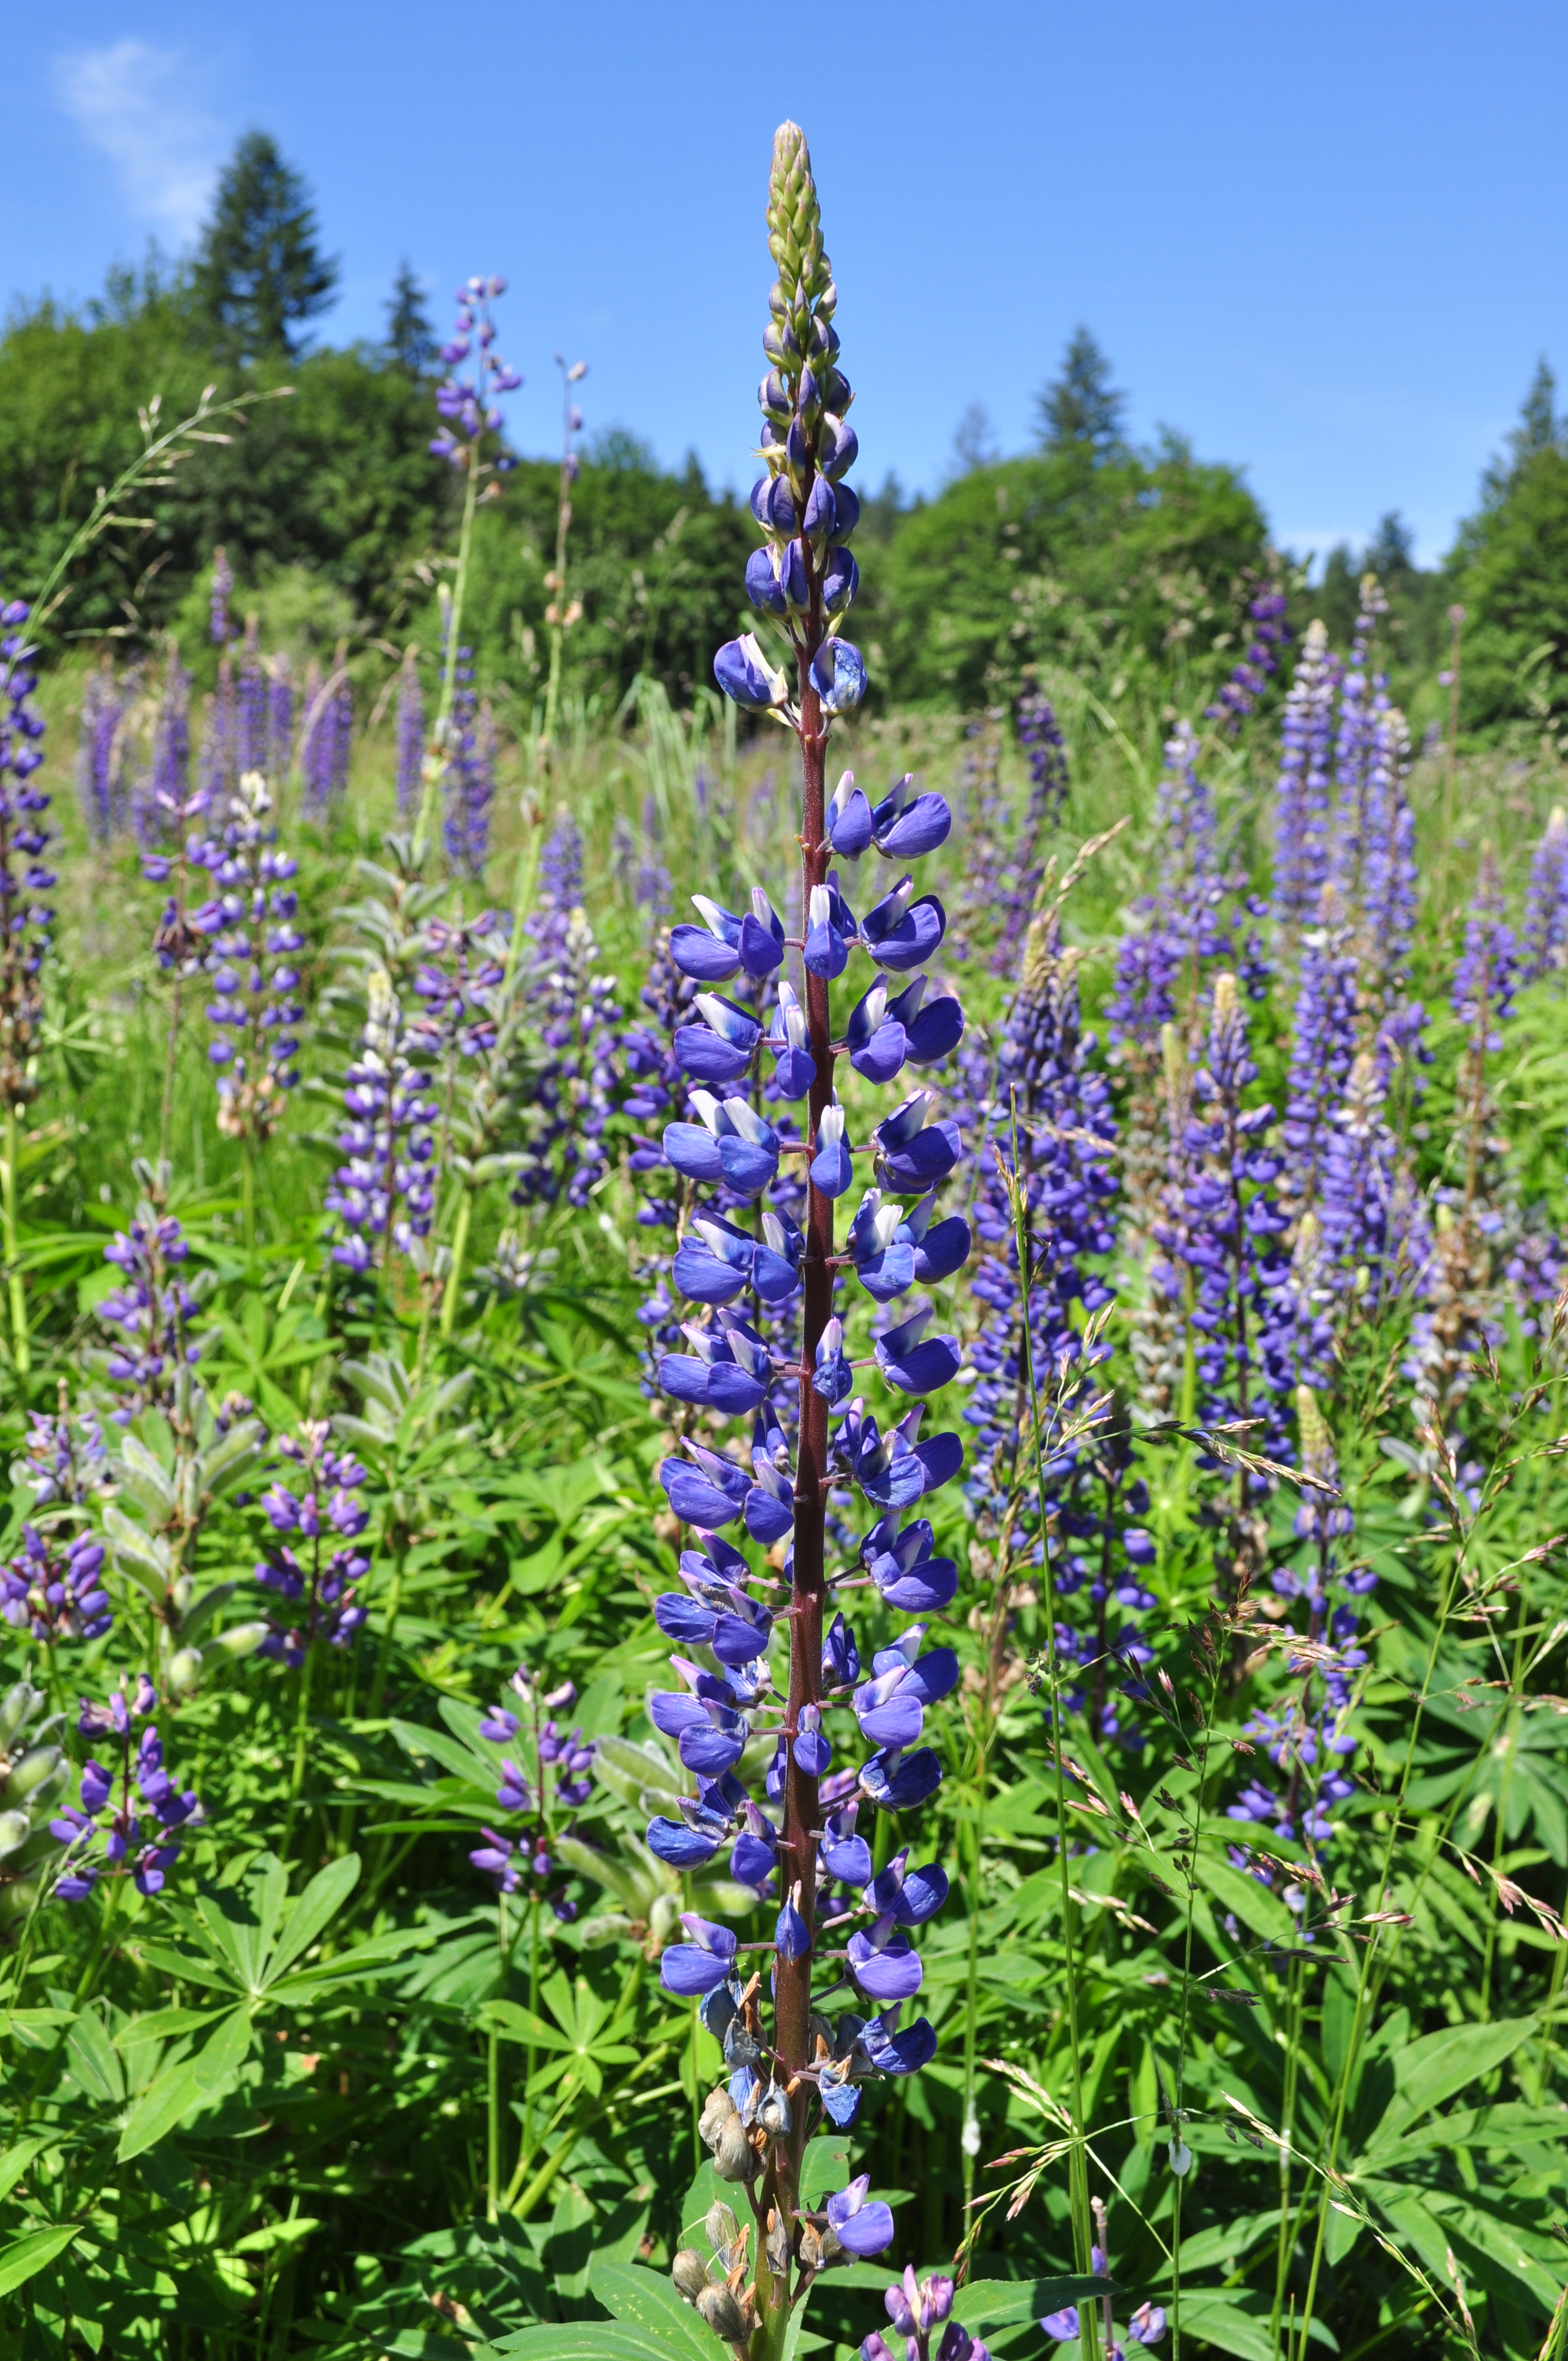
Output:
(797, 2221), (825, 2272)
(697, 2284), (750, 2344)
(671, 2250), (710, 2303)
(705, 2200), (741, 2254)
(698, 2086), (737, 2151)
(714, 2112), (760, 2182)
(765, 2212), (790, 2277)
(756, 2081), (792, 2138)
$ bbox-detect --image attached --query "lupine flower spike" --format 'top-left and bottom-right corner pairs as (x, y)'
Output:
(51, 1678), (203, 1901)
(194, 773), (304, 1143)
(648, 124), (968, 2354)
(255, 1422), (371, 1663)
(470, 1662), (594, 1917)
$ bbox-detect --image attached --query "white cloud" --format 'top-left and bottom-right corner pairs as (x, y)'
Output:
(54, 40), (224, 243)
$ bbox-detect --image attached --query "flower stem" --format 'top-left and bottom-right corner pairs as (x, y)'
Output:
(414, 454), (482, 867)
(1009, 1090), (1098, 2361)
(368, 1543), (408, 1718)
(283, 1639), (319, 1862)
(487, 1889), (508, 2222)
(439, 1189), (473, 1341)
(3, 1100), (29, 1384)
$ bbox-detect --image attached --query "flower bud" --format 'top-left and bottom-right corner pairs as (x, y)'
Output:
(715, 2112), (760, 2181)
(705, 2200), (741, 2253)
(696, 2284), (750, 2344)
(166, 1647), (203, 1696)
(756, 2080), (793, 2137)
(699, 2086), (737, 2150)
(672, 2250), (710, 2302)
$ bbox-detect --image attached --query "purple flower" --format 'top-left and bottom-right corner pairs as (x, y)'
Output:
(1271, 618), (1340, 943)
(440, 643), (494, 878)
(75, 658), (130, 845)
(210, 547), (233, 645)
(254, 1421), (371, 1665)
(98, 1212), (201, 1423)
(52, 1677), (203, 1902)
(0, 590), (55, 1106)
(326, 976), (439, 1274)
(194, 771), (304, 1143)
(301, 650), (352, 821)
(2, 1526), (113, 1644)
(396, 648), (425, 819)
(432, 277), (521, 472)
(639, 123), (966, 2319)
(511, 817), (626, 1209)
(826, 2176), (894, 2257)
(1205, 582), (1288, 731)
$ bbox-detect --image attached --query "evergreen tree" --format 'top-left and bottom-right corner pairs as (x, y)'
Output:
(192, 132), (339, 363)
(1480, 358), (1563, 504)
(1368, 510), (1416, 577)
(1035, 326), (1126, 461)
(952, 401), (997, 474)
(384, 263), (435, 377)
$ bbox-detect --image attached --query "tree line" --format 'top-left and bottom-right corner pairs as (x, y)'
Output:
(2, 135), (1562, 737)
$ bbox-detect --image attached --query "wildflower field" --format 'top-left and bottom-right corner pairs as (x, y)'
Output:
(4, 120), (1568, 2361)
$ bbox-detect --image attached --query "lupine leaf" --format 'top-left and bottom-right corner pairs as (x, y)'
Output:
(0, 2224), (81, 2298)
(951, 2277), (1114, 2330)
(588, 2261), (720, 2360)
(265, 1853), (361, 1983)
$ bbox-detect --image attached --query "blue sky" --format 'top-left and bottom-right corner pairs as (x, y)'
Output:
(7, 1), (1566, 568)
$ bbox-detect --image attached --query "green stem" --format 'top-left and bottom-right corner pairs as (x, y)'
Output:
(241, 1144), (257, 1264)
(72, 1875), (124, 2010)
(1009, 1092), (1098, 2361)
(159, 976), (183, 1176)
(487, 1890), (508, 2222)
(283, 1640), (319, 1860)
(961, 1775), (986, 2215)
(3, 1101), (29, 1384)
(414, 454), (482, 866)
(368, 1543), (408, 1718)
(1267, 1961), (1306, 2357)
(440, 1190), (473, 1342)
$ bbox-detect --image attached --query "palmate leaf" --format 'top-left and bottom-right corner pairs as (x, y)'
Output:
(136, 1852), (429, 2009)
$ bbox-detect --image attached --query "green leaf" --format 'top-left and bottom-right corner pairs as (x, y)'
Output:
(477, 2000), (574, 2051)
(66, 2009), (125, 2106)
(1191, 1854), (1297, 1946)
(0, 2223), (80, 2298)
(391, 1717), (496, 1786)
(192, 2006), (255, 2093)
(265, 1853), (361, 1985)
(589, 2261), (720, 2360)
(678, 2158), (730, 2249)
(111, 2007), (218, 2047)
(798, 2134), (850, 2208)
(116, 2058), (203, 2162)
(1360, 2098), (1568, 2166)
(1374, 2012), (1537, 2141)
(494, 2332), (673, 2360)
(0, 2136), (61, 2205)
(952, 2278), (1114, 2331)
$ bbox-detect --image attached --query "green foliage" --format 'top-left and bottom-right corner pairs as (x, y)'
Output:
(868, 442), (1270, 711)
(1452, 442), (1568, 738)
(190, 132), (340, 365)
